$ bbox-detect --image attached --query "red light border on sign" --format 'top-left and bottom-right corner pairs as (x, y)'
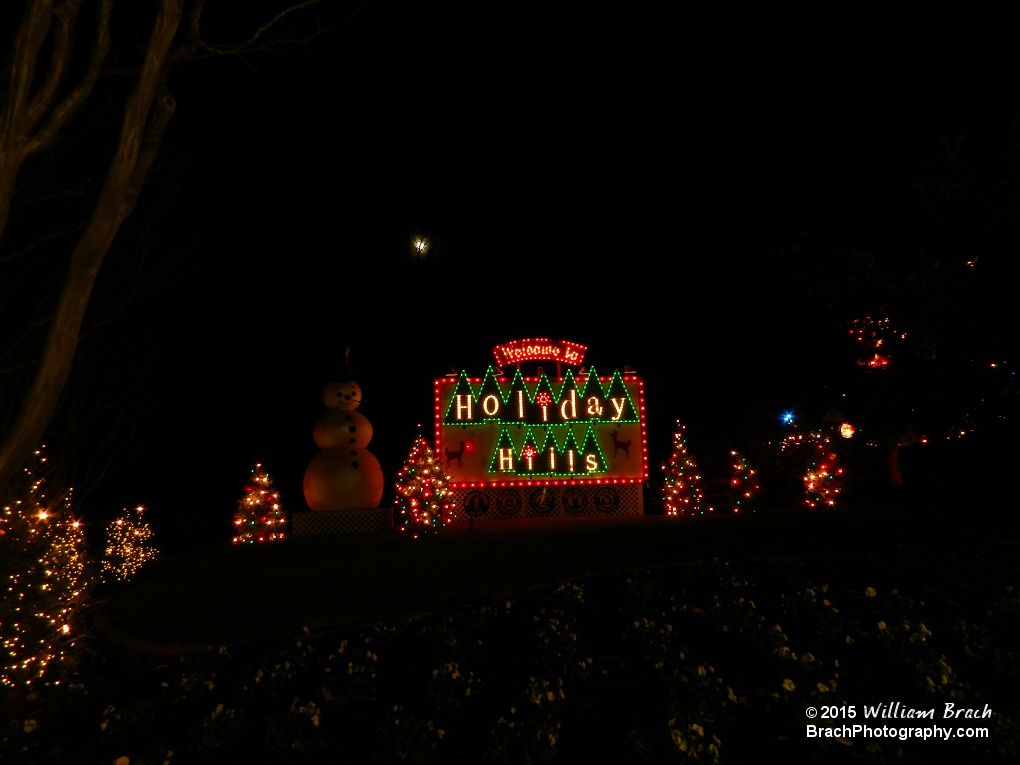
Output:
(492, 338), (587, 369)
(434, 374), (648, 488)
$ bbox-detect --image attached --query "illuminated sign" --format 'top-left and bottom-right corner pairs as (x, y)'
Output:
(492, 338), (587, 369)
(435, 366), (647, 488)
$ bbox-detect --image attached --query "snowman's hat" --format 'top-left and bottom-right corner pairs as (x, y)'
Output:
(329, 346), (353, 381)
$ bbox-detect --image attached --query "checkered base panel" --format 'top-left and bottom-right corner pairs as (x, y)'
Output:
(450, 483), (643, 521)
(291, 507), (392, 537)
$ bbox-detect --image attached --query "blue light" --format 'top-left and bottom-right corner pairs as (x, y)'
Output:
(781, 411), (795, 425)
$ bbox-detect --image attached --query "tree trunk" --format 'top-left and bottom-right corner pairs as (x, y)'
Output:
(0, 1), (183, 489)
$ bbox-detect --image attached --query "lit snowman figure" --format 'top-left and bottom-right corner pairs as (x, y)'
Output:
(303, 378), (384, 511)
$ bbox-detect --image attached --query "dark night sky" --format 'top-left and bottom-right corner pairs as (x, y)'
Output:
(26, 4), (1011, 543)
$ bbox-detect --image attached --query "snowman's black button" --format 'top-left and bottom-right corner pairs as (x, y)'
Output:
(351, 461), (359, 468)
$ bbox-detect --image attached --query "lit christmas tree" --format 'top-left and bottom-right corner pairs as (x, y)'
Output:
(661, 421), (704, 516)
(394, 437), (455, 538)
(802, 431), (844, 508)
(102, 505), (158, 581)
(727, 450), (760, 513)
(0, 448), (91, 689)
(232, 463), (286, 544)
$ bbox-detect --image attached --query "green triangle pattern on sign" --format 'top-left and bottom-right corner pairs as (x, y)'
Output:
(536, 429), (561, 473)
(577, 366), (607, 420)
(476, 366), (506, 420)
(442, 372), (476, 425)
(556, 429), (584, 476)
(556, 369), (582, 422)
(487, 429), (519, 473)
(579, 425), (609, 473)
(602, 369), (640, 423)
(504, 369), (531, 422)
(577, 366), (604, 400)
(518, 429), (543, 474)
(478, 425), (612, 479)
(530, 372), (557, 423)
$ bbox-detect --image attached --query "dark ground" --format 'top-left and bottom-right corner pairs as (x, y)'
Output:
(101, 497), (1017, 647)
(6, 498), (1019, 763)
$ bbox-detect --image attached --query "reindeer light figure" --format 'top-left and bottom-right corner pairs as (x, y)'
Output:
(445, 441), (466, 469)
(609, 430), (631, 459)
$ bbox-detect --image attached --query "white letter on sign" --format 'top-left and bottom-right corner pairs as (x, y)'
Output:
(560, 389), (577, 420)
(498, 448), (514, 471)
(481, 394), (500, 417)
(456, 394), (473, 420)
(610, 397), (626, 421)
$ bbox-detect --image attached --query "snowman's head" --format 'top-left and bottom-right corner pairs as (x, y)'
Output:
(323, 380), (362, 410)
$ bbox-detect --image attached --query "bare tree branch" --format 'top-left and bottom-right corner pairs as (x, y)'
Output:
(24, 0), (114, 160)
(24, 0), (85, 133)
(0, 0), (183, 488)
(1, 0), (359, 492)
(0, 0), (55, 244)
(10, 180), (90, 212)
(197, 0), (325, 55)
(172, 0), (207, 60)
(183, 27), (336, 60)
(0, 226), (81, 263)
(0, 359), (45, 378)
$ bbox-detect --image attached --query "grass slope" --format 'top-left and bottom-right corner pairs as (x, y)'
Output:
(105, 502), (1018, 647)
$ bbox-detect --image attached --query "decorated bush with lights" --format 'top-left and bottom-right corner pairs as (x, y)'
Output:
(394, 437), (455, 537)
(774, 431), (845, 508)
(102, 505), (158, 581)
(802, 432), (844, 508)
(232, 463), (286, 544)
(727, 450), (760, 513)
(0, 449), (91, 690)
(661, 421), (703, 516)
(848, 315), (904, 369)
